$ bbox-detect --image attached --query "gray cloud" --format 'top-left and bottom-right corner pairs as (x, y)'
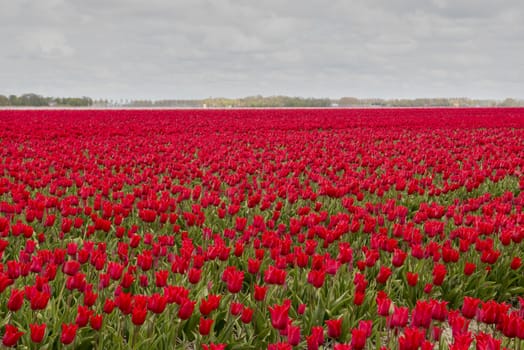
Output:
(1, 0), (523, 99)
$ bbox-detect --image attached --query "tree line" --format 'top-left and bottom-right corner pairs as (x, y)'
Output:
(1, 93), (522, 107)
(0, 94), (93, 107)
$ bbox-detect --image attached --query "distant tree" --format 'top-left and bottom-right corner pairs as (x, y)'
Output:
(0, 95), (9, 106)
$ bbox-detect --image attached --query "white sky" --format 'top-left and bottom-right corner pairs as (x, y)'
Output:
(1, 0), (523, 100)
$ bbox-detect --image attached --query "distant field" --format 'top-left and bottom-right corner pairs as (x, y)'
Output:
(0, 108), (524, 349)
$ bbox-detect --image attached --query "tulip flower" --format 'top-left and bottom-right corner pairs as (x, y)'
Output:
(2, 325), (24, 347)
(30, 323), (46, 343)
(60, 323), (78, 345)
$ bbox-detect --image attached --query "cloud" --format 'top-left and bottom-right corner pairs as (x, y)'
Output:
(0, 0), (523, 99)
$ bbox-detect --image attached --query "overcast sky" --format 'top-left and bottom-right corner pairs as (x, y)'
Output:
(1, 0), (523, 100)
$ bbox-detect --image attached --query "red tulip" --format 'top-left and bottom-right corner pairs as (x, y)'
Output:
(326, 318), (342, 338)
(351, 328), (367, 350)
(29, 290), (50, 310)
(376, 266), (391, 284)
(60, 323), (78, 345)
(148, 293), (167, 314)
(411, 300), (432, 328)
(461, 296), (481, 319)
(132, 306), (147, 326)
(90, 314), (103, 330)
(188, 267), (202, 284)
(254, 284), (268, 301)
(511, 257), (522, 270)
(63, 260), (81, 276)
(353, 291), (365, 306)
(388, 306), (409, 328)
(230, 302), (244, 316)
(7, 288), (24, 311)
(406, 272), (418, 286)
(241, 307), (254, 324)
(30, 323), (46, 343)
(2, 325), (24, 347)
(199, 317), (214, 335)
(398, 327), (425, 350)
(268, 300), (291, 330)
(287, 324), (301, 346)
(178, 298), (195, 320)
(76, 305), (93, 327)
(476, 332), (501, 350)
(432, 263), (446, 286)
(247, 258), (262, 274)
(200, 295), (221, 316)
(376, 291), (391, 316)
(464, 262), (476, 276)
(392, 248), (407, 267)
(307, 269), (326, 288)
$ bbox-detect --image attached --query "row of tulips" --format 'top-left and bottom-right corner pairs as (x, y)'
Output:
(0, 108), (524, 349)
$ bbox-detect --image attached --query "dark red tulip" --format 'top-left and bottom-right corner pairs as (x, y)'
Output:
(7, 288), (24, 311)
(178, 298), (195, 320)
(326, 318), (342, 338)
(29, 323), (46, 343)
(60, 323), (78, 345)
(199, 317), (214, 335)
(268, 300), (290, 330)
(2, 325), (24, 347)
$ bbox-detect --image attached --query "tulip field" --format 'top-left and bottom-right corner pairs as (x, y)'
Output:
(2, 108), (524, 350)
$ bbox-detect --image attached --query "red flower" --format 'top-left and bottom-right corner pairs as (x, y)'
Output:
(353, 291), (365, 306)
(376, 266), (391, 284)
(230, 302), (244, 316)
(188, 268), (202, 284)
(287, 324), (301, 346)
(247, 258), (261, 274)
(461, 296), (480, 319)
(432, 263), (446, 286)
(90, 314), (103, 330)
(326, 318), (342, 338)
(103, 299), (116, 314)
(76, 305), (93, 327)
(199, 317), (214, 335)
(222, 267), (244, 293)
(2, 325), (24, 347)
(30, 323), (46, 343)
(411, 300), (432, 328)
(406, 272), (418, 286)
(475, 332), (501, 350)
(392, 248), (407, 267)
(376, 291), (391, 316)
(297, 304), (306, 315)
(63, 260), (81, 276)
(511, 257), (522, 270)
(199, 295), (221, 316)
(132, 306), (147, 326)
(241, 307), (254, 324)
(60, 323), (78, 345)
(7, 288), (24, 311)
(307, 269), (326, 288)
(202, 343), (227, 350)
(388, 306), (409, 328)
(464, 262), (476, 276)
(351, 328), (367, 350)
(29, 290), (50, 310)
(268, 300), (291, 330)
(264, 265), (287, 285)
(147, 293), (167, 314)
(178, 298), (195, 320)
(254, 284), (268, 301)
(398, 327), (425, 350)
(155, 270), (169, 287)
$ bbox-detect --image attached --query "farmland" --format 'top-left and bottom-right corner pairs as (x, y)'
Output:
(1, 108), (524, 349)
